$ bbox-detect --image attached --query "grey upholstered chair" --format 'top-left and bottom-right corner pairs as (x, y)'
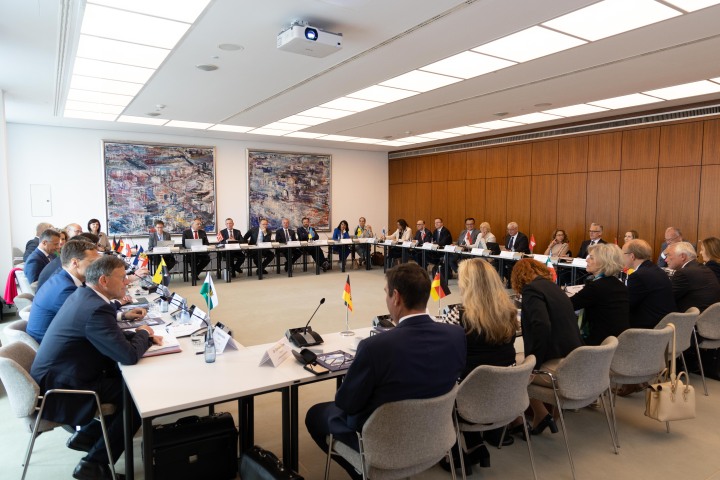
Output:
(0, 342), (117, 480)
(455, 355), (537, 480)
(324, 385), (459, 480)
(528, 336), (619, 480)
(609, 326), (673, 444)
(12, 292), (34, 311)
(4, 320), (40, 352)
(655, 308), (706, 395)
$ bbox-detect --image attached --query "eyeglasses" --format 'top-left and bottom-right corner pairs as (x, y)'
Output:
(416, 223), (423, 226)
(589, 230), (601, 233)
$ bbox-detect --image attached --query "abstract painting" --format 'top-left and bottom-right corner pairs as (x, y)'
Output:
(104, 141), (216, 236)
(248, 150), (331, 231)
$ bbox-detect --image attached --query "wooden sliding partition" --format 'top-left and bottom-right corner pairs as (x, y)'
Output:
(388, 116), (720, 258)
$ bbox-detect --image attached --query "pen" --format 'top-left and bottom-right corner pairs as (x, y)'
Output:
(196, 351), (204, 355)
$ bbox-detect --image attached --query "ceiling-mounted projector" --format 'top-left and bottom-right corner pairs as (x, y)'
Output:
(277, 23), (342, 58)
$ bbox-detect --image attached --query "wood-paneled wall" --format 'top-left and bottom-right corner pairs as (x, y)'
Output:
(388, 117), (720, 258)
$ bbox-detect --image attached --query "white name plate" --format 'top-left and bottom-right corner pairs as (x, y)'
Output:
(224, 243), (241, 250)
(443, 245), (458, 253)
(340, 238), (353, 244)
(213, 328), (240, 355)
(153, 247), (171, 254)
(532, 254), (550, 264)
(422, 243), (438, 250)
(471, 248), (490, 256)
(383, 240), (395, 246)
(498, 251), (522, 260)
(191, 245), (208, 252)
(257, 242), (273, 248)
(314, 240), (329, 246)
(402, 241), (414, 248)
(259, 340), (291, 367)
(572, 258), (588, 268)
(287, 241), (302, 247)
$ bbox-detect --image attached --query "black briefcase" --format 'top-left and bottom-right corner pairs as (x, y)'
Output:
(151, 412), (238, 480)
(239, 445), (304, 480)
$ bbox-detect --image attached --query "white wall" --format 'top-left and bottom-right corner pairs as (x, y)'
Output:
(0, 92), (13, 285)
(6, 123), (388, 250)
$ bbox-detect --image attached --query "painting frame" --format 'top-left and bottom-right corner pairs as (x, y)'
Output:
(103, 140), (217, 236)
(247, 149), (331, 231)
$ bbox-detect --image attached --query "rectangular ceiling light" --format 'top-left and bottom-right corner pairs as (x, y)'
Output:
(76, 35), (170, 69)
(470, 119), (523, 130)
(321, 97), (384, 112)
(417, 131), (462, 139)
(378, 140), (412, 146)
(643, 80), (720, 100)
(473, 26), (586, 63)
(442, 126), (489, 135)
(663, 0), (720, 12)
(258, 121), (302, 132)
(277, 114), (330, 126)
(380, 70), (461, 92)
(117, 115), (169, 125)
(73, 58), (155, 83)
(297, 106), (354, 120)
(89, 0), (211, 23)
(346, 85), (418, 103)
(317, 134), (359, 142)
(65, 100), (124, 114)
(542, 0), (681, 42)
(504, 112), (564, 124)
(246, 128), (289, 136)
(347, 138), (386, 144)
(284, 132), (327, 139)
(420, 51), (515, 79)
(70, 75), (142, 96)
(63, 110), (118, 121)
(67, 89), (133, 106)
(393, 136), (433, 143)
(165, 120), (213, 129)
(208, 124), (254, 133)
(588, 93), (663, 109)
(543, 104), (609, 117)
(81, 4), (191, 49)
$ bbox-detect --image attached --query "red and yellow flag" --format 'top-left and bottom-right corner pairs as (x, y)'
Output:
(342, 275), (353, 312)
(430, 272), (448, 301)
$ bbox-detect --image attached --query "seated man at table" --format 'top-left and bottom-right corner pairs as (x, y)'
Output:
(449, 217), (479, 276)
(664, 241), (720, 313)
(305, 263), (466, 480)
(275, 217), (303, 272)
(30, 256), (160, 480)
(501, 221), (530, 284)
(411, 219), (433, 264)
(181, 217), (211, 280)
(428, 218), (453, 273)
(217, 217), (246, 277)
(25, 228), (62, 283)
(37, 224), (88, 289)
(243, 218), (275, 275)
(353, 216), (374, 266)
(148, 219), (177, 272)
(296, 216), (329, 271)
(23, 222), (53, 262)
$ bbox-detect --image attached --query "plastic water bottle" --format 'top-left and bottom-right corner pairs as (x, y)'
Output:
(180, 299), (191, 324)
(204, 325), (216, 363)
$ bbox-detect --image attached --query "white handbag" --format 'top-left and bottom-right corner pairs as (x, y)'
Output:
(645, 323), (696, 422)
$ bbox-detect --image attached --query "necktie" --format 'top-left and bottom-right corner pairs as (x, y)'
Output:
(421, 231), (426, 241)
(285, 229), (290, 241)
(194, 231), (198, 240)
(465, 231), (471, 245)
(509, 236), (515, 251)
(259, 231), (264, 242)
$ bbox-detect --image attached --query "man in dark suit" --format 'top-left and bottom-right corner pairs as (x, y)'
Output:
(275, 217), (302, 272)
(411, 219), (433, 264)
(449, 217), (480, 274)
(623, 239), (677, 328)
(38, 230), (97, 289)
(428, 217), (452, 270)
(23, 222), (53, 262)
(243, 218), (275, 275)
(30, 256), (159, 480)
(657, 226), (684, 268)
(305, 263), (466, 480)
(24, 228), (61, 283)
(297, 216), (329, 271)
(181, 217), (211, 280)
(148, 219), (176, 272)
(502, 221), (530, 284)
(216, 217), (246, 277)
(577, 222), (607, 260)
(665, 242), (720, 313)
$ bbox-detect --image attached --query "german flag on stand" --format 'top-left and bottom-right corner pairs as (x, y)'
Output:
(430, 272), (451, 301)
(342, 275), (353, 312)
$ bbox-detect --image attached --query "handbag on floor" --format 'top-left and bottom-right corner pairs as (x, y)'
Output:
(239, 445), (304, 480)
(371, 251), (384, 266)
(645, 323), (696, 422)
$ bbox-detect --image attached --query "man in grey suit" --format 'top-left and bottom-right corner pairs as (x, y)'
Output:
(148, 219), (176, 271)
(449, 217), (480, 275)
(665, 242), (720, 313)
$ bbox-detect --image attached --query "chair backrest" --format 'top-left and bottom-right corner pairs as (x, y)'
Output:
(697, 302), (720, 341)
(4, 320), (40, 352)
(555, 336), (618, 401)
(0, 342), (40, 418)
(12, 293), (34, 311)
(655, 308), (699, 352)
(611, 327), (672, 377)
(361, 385), (458, 471)
(456, 355), (535, 425)
(15, 270), (32, 295)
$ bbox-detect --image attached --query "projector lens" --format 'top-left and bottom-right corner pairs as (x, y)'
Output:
(305, 27), (318, 41)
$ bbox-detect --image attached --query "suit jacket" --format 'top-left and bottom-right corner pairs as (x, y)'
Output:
(432, 227), (453, 247)
(24, 247), (51, 283)
(671, 260), (720, 313)
(296, 226), (319, 241)
(521, 277), (583, 367)
(275, 227), (298, 243)
(23, 237), (39, 262)
(30, 287), (150, 425)
(627, 260), (677, 328)
(148, 231), (172, 250)
(37, 255), (62, 290)
(181, 228), (209, 247)
(577, 238), (607, 260)
(504, 232), (531, 254)
(457, 229), (480, 247)
(243, 227), (272, 245)
(413, 228), (433, 245)
(218, 228), (245, 244)
(705, 260), (720, 284)
(332, 314), (466, 432)
(571, 275), (629, 345)
(27, 269), (79, 343)
(657, 241), (669, 268)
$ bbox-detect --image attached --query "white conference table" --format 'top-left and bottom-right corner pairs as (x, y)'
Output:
(120, 327), (370, 480)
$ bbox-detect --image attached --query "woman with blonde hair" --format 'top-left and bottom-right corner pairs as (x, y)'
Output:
(473, 222), (496, 247)
(699, 237), (720, 283)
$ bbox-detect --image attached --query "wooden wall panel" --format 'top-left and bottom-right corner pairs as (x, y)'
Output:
(622, 127), (660, 170)
(506, 176), (531, 233)
(485, 178), (507, 242)
(558, 136), (588, 173)
(414, 182), (433, 227)
(402, 158), (416, 183)
(530, 175), (558, 246)
(416, 155), (434, 182)
(388, 184), (402, 228)
(432, 154), (448, 182)
(448, 152), (467, 181)
(399, 184), (416, 228)
(703, 119), (720, 165)
(466, 149), (487, 179)
(656, 166), (700, 253)
(699, 165), (720, 239)
(431, 182), (448, 229)
(486, 147), (508, 178)
(585, 171), (620, 243)
(659, 122), (703, 168)
(507, 144), (532, 177)
(446, 180), (467, 234)
(466, 179), (485, 222)
(619, 169), (658, 250)
(389, 159), (403, 184)
(588, 132), (622, 171)
(557, 173), (587, 257)
(532, 140), (559, 176)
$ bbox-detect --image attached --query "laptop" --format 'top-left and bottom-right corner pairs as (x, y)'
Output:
(185, 239), (203, 248)
(157, 240), (174, 248)
(486, 242), (501, 255)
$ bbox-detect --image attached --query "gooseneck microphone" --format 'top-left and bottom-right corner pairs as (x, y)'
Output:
(304, 297), (326, 333)
(285, 297), (326, 347)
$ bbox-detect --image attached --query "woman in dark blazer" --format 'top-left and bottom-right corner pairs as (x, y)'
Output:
(511, 259), (583, 436)
(699, 236), (720, 284)
(570, 243), (629, 346)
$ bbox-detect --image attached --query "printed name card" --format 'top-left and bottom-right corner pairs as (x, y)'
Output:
(191, 245), (208, 252)
(169, 293), (184, 307)
(471, 248), (489, 256)
(498, 251), (518, 259)
(257, 242), (273, 248)
(314, 240), (328, 246)
(287, 241), (302, 247)
(213, 328), (239, 354)
(153, 247), (171, 254)
(402, 241), (413, 248)
(443, 245), (457, 252)
(532, 254), (550, 264)
(224, 243), (241, 250)
(422, 243), (437, 250)
(572, 258), (588, 268)
(383, 240), (395, 246)
(259, 340), (291, 367)
(340, 238), (353, 244)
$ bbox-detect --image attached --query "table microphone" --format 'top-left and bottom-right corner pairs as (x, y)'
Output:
(286, 298), (325, 347)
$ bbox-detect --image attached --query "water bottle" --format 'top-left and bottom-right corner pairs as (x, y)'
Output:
(204, 324), (216, 363)
(180, 299), (190, 324)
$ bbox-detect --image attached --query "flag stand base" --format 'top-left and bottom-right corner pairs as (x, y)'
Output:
(340, 330), (355, 336)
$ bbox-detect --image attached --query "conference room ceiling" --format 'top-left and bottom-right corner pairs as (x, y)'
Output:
(2, 0), (720, 152)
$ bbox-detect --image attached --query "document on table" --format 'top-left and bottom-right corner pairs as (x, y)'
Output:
(143, 333), (181, 357)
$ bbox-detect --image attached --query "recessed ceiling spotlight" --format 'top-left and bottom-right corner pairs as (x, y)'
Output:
(196, 64), (219, 71)
(534, 102), (552, 107)
(493, 112), (508, 117)
(147, 112), (161, 117)
(218, 43), (244, 51)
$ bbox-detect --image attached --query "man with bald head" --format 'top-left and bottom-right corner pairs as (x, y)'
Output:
(23, 222), (54, 262)
(657, 226), (683, 268)
(665, 242), (720, 313)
